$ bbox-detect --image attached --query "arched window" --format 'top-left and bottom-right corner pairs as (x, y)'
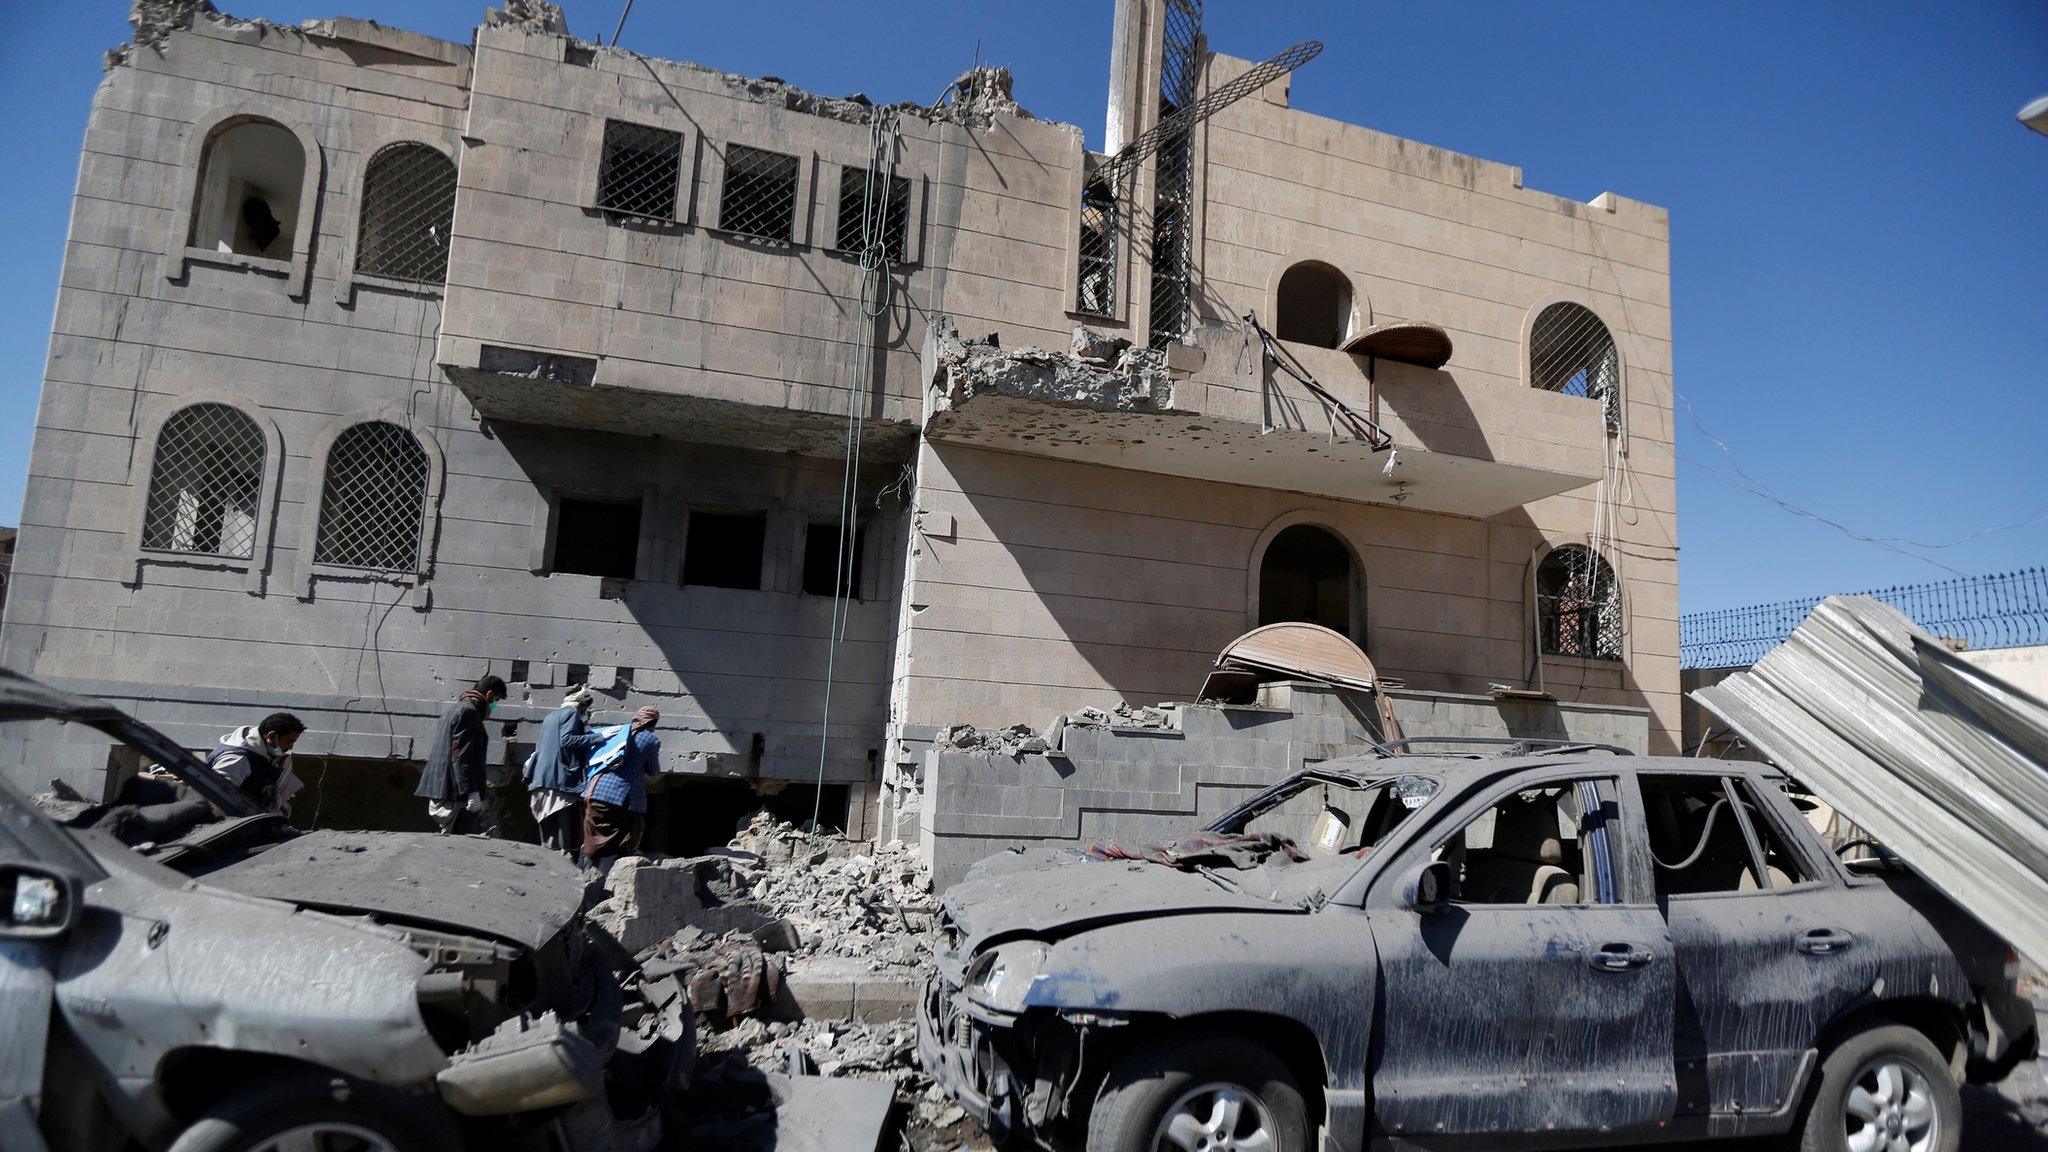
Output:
(1537, 545), (1622, 660)
(1529, 302), (1620, 423)
(1258, 524), (1360, 642)
(1275, 261), (1352, 348)
(141, 404), (266, 559)
(190, 119), (306, 259)
(314, 422), (431, 571)
(356, 143), (458, 283)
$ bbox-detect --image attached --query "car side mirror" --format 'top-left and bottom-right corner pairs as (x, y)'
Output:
(1404, 860), (1454, 914)
(0, 862), (82, 939)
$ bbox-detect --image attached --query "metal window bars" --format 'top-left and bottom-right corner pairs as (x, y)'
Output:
(1146, 0), (1204, 348)
(313, 421), (430, 572)
(1681, 567), (2048, 669)
(1538, 545), (1624, 660)
(1076, 173), (1118, 316)
(141, 404), (265, 559)
(595, 120), (683, 221)
(355, 143), (457, 283)
(719, 145), (801, 241)
(1530, 302), (1621, 428)
(836, 165), (908, 262)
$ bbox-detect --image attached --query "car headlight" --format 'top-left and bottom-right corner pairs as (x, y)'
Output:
(967, 942), (1046, 1011)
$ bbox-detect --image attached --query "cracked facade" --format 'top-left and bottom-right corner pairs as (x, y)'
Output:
(0, 0), (1679, 851)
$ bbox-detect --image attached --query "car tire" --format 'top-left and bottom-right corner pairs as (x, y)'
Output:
(1795, 1023), (1960, 1152)
(1086, 1031), (1309, 1152)
(167, 1069), (459, 1152)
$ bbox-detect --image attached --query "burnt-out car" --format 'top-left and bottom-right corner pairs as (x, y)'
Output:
(918, 743), (2038, 1152)
(0, 670), (690, 1152)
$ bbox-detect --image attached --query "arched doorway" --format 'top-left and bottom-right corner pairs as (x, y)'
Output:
(1257, 523), (1362, 645)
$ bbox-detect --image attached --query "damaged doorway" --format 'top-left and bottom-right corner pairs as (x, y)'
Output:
(1257, 524), (1365, 646)
(642, 779), (851, 855)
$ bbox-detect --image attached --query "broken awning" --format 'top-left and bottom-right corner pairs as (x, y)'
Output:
(1693, 596), (2048, 965)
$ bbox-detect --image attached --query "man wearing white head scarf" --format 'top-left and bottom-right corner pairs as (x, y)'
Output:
(523, 684), (598, 855)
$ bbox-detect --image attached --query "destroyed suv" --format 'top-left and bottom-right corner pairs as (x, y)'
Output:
(0, 671), (690, 1152)
(919, 742), (2037, 1152)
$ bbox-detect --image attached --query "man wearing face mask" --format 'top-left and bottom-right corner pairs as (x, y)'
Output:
(416, 674), (508, 835)
(206, 712), (307, 813)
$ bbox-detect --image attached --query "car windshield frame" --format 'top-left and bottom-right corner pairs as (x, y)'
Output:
(0, 771), (109, 882)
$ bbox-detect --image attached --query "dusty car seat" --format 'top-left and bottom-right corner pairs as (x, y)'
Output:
(1464, 800), (1579, 904)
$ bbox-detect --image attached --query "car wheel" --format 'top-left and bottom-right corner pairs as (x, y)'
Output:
(167, 1070), (458, 1152)
(1796, 1023), (1960, 1152)
(1087, 1031), (1309, 1152)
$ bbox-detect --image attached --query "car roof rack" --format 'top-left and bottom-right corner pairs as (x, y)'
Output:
(1373, 736), (1635, 758)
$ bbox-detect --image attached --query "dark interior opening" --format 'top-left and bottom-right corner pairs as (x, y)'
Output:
(1275, 261), (1351, 348)
(642, 780), (852, 855)
(552, 497), (641, 579)
(682, 510), (767, 590)
(286, 758), (438, 833)
(1258, 524), (1357, 642)
(802, 521), (866, 599)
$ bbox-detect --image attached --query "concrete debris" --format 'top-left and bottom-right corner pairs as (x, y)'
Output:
(935, 722), (1047, 756)
(931, 316), (1174, 412)
(483, 0), (569, 36)
(125, 0), (216, 52)
(1070, 325), (1131, 364)
(931, 65), (1027, 129)
(732, 816), (937, 974)
(703, 1015), (921, 1086)
(588, 854), (774, 954)
(1066, 701), (1175, 729)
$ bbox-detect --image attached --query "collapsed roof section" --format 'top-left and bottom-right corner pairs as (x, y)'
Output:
(1693, 595), (2048, 965)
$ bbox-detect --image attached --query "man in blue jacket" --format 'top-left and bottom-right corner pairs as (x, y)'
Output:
(524, 685), (595, 855)
(580, 705), (660, 868)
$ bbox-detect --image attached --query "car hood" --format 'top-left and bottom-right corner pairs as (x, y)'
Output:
(943, 846), (1309, 953)
(201, 830), (585, 952)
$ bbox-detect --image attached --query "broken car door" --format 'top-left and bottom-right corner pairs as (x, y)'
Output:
(1366, 773), (1678, 1142)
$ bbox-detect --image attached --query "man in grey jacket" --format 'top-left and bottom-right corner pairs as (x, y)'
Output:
(414, 675), (507, 834)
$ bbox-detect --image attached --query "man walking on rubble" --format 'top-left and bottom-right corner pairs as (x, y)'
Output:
(524, 684), (597, 855)
(579, 705), (660, 868)
(205, 711), (306, 813)
(415, 674), (507, 835)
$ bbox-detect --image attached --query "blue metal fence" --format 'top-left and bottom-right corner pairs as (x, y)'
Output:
(1680, 567), (2048, 669)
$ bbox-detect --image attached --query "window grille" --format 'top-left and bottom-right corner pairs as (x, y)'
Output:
(718, 145), (800, 242)
(835, 165), (909, 262)
(1147, 0), (1203, 348)
(596, 120), (683, 221)
(1530, 302), (1620, 426)
(314, 421), (430, 571)
(1537, 545), (1623, 660)
(356, 143), (457, 283)
(1077, 176), (1118, 316)
(141, 404), (265, 559)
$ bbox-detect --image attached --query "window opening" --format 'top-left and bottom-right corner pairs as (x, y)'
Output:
(1433, 779), (1615, 905)
(1232, 773), (1433, 858)
(682, 510), (767, 590)
(314, 422), (430, 571)
(836, 166), (908, 262)
(191, 120), (304, 259)
(356, 143), (457, 283)
(718, 145), (800, 241)
(1146, 0), (1203, 347)
(1274, 261), (1351, 348)
(552, 497), (642, 579)
(1529, 301), (1620, 427)
(803, 521), (865, 599)
(1076, 175), (1118, 317)
(1537, 545), (1622, 660)
(1640, 774), (1801, 896)
(1258, 524), (1356, 642)
(595, 120), (683, 221)
(141, 404), (265, 559)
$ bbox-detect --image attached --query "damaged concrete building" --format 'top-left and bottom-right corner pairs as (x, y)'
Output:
(1, 0), (1679, 873)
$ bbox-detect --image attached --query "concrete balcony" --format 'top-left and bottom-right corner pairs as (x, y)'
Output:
(922, 319), (1608, 518)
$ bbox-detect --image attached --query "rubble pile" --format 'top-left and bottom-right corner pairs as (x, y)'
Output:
(936, 699), (1180, 758)
(728, 812), (939, 973)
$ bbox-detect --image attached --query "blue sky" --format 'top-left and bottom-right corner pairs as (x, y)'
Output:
(1, 1), (2042, 613)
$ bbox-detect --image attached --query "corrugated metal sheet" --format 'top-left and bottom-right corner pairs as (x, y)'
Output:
(1693, 595), (2048, 965)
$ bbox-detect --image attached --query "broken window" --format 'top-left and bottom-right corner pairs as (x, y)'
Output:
(1529, 301), (1620, 426)
(1235, 774), (1433, 857)
(1076, 175), (1118, 317)
(802, 521), (865, 599)
(1275, 261), (1352, 348)
(314, 422), (430, 571)
(718, 145), (801, 241)
(595, 119), (684, 221)
(835, 166), (909, 261)
(1435, 779), (1618, 905)
(1537, 545), (1622, 660)
(141, 403), (266, 559)
(356, 143), (458, 283)
(682, 510), (766, 590)
(552, 496), (642, 580)
(1640, 774), (1807, 896)
(190, 119), (305, 259)
(1258, 524), (1358, 642)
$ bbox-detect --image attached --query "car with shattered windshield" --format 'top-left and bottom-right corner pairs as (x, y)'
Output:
(0, 670), (691, 1152)
(918, 740), (2037, 1152)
